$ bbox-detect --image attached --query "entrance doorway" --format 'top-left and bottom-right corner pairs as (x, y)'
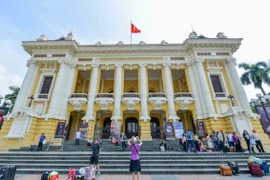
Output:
(125, 117), (138, 138)
(66, 111), (85, 141)
(102, 117), (111, 138)
(150, 117), (161, 139)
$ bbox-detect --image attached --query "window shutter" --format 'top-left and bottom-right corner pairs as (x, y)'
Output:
(40, 77), (53, 94)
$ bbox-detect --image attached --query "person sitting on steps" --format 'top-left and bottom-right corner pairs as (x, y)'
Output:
(160, 140), (167, 152)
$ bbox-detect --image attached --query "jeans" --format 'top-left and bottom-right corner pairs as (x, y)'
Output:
(228, 142), (234, 147)
(213, 141), (220, 151)
(122, 141), (126, 151)
(186, 140), (196, 152)
(38, 142), (43, 151)
(255, 140), (265, 152)
(245, 139), (251, 152)
(75, 139), (80, 146)
(219, 141), (226, 152)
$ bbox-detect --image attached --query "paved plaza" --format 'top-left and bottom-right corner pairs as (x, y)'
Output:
(15, 174), (270, 180)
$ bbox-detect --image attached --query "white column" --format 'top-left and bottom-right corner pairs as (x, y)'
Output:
(83, 64), (100, 121)
(225, 58), (252, 114)
(186, 62), (204, 119)
(194, 59), (216, 116)
(139, 64), (150, 121)
(12, 60), (38, 113)
(111, 64), (123, 121)
(163, 64), (179, 121)
(58, 64), (76, 120)
(46, 60), (69, 118)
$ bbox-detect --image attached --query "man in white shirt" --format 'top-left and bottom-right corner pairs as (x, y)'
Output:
(75, 130), (81, 146)
(226, 132), (234, 147)
(251, 129), (265, 153)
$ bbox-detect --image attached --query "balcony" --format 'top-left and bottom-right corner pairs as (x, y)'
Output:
(37, 94), (48, 99)
(215, 92), (227, 98)
(68, 93), (88, 111)
(148, 92), (167, 110)
(122, 93), (140, 110)
(174, 92), (194, 110)
(95, 93), (114, 110)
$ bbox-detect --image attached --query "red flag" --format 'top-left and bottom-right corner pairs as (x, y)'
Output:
(131, 23), (141, 33)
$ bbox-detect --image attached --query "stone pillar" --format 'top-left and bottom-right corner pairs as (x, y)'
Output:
(139, 64), (150, 121)
(111, 64), (123, 121)
(83, 64), (100, 121)
(12, 60), (38, 113)
(46, 60), (69, 118)
(163, 64), (179, 121)
(225, 58), (252, 114)
(58, 64), (76, 120)
(194, 59), (215, 116)
(186, 62), (204, 119)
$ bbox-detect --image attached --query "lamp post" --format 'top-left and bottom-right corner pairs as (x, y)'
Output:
(251, 93), (270, 121)
(227, 94), (235, 107)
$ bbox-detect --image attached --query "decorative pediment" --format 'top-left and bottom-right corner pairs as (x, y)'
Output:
(69, 97), (88, 111)
(148, 96), (167, 110)
(175, 97), (194, 110)
(122, 95), (140, 110)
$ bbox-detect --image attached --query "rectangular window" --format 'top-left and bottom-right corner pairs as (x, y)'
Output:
(210, 75), (226, 98)
(38, 77), (53, 98)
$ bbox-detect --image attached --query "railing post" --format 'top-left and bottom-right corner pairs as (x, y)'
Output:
(60, 135), (65, 151)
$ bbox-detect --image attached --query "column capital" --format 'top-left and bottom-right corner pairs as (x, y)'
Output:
(91, 64), (100, 68)
(93, 57), (100, 62)
(26, 60), (38, 67)
(186, 61), (194, 67)
(226, 57), (237, 66)
(163, 63), (171, 68)
(115, 64), (123, 68)
(194, 58), (204, 64)
(58, 59), (70, 65)
(139, 63), (147, 68)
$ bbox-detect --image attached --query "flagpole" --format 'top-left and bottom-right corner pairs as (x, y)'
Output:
(130, 20), (132, 44)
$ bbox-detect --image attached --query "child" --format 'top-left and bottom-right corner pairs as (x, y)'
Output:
(87, 138), (93, 146)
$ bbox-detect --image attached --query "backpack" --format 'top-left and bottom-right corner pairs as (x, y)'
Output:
(187, 131), (192, 139)
(122, 134), (127, 140)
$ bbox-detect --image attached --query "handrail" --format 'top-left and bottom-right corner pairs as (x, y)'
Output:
(174, 92), (192, 98)
(123, 93), (139, 98)
(149, 92), (166, 98)
(96, 93), (114, 98)
(70, 93), (88, 98)
(60, 135), (65, 151)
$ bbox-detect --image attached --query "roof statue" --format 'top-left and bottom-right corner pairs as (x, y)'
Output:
(139, 41), (146, 45)
(66, 32), (75, 40)
(36, 35), (48, 41)
(188, 31), (198, 38)
(117, 41), (124, 45)
(160, 40), (168, 45)
(95, 41), (102, 46)
(216, 32), (228, 39)
(198, 34), (207, 39)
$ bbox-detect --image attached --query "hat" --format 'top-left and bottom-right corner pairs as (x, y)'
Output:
(252, 129), (256, 132)
(220, 128), (223, 131)
(133, 137), (137, 141)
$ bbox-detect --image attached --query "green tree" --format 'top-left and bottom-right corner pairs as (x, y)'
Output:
(4, 86), (20, 113)
(238, 61), (270, 95)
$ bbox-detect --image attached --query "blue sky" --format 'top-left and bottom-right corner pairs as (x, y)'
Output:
(0, 0), (270, 100)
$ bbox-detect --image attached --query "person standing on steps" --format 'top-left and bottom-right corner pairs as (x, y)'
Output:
(251, 129), (265, 153)
(37, 133), (46, 151)
(128, 136), (142, 180)
(186, 129), (197, 153)
(90, 138), (101, 176)
(218, 129), (226, 152)
(210, 130), (219, 152)
(75, 129), (81, 146)
(243, 130), (255, 153)
(120, 132), (127, 151)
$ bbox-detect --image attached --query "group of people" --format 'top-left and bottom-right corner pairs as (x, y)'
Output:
(110, 132), (128, 151)
(179, 128), (265, 153)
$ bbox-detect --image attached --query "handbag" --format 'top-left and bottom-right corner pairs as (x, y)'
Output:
(250, 138), (256, 146)
(43, 140), (47, 145)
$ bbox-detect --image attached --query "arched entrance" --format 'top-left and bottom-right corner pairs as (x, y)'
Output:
(125, 117), (138, 138)
(150, 117), (161, 139)
(102, 117), (111, 138)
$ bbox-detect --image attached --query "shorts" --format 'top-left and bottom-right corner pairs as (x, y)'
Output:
(130, 159), (141, 172)
(90, 155), (99, 165)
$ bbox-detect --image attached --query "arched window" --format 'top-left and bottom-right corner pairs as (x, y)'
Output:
(127, 88), (136, 93)
(149, 88), (156, 93)
(108, 89), (113, 93)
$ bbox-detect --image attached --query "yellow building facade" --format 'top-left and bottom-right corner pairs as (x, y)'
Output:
(1, 32), (269, 150)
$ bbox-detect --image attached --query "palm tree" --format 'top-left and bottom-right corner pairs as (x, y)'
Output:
(4, 86), (20, 113)
(238, 61), (270, 95)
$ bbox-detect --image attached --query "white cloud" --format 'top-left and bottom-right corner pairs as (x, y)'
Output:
(0, 64), (23, 96)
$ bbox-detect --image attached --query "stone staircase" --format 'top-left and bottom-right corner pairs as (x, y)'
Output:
(1, 151), (270, 174)
(9, 139), (181, 152)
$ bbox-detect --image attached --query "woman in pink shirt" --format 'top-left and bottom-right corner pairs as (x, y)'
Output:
(128, 136), (142, 180)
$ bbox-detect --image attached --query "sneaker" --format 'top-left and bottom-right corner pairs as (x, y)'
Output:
(96, 172), (101, 176)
